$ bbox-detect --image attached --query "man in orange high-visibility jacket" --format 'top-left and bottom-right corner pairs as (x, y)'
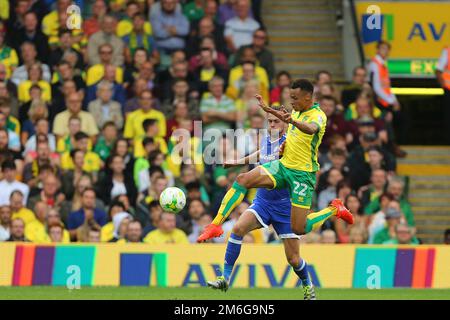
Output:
(368, 41), (406, 157)
(436, 47), (450, 144)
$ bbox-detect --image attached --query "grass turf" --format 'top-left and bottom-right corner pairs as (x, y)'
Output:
(0, 287), (449, 300)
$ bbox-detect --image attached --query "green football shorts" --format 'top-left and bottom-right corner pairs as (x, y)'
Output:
(260, 160), (316, 208)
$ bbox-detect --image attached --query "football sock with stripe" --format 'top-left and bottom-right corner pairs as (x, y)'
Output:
(305, 206), (337, 233)
(212, 181), (248, 225)
(293, 259), (312, 286)
(223, 233), (243, 281)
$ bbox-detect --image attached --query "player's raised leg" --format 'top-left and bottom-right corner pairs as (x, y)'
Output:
(282, 238), (316, 300)
(197, 166), (274, 242)
(290, 199), (354, 236)
(207, 210), (262, 291)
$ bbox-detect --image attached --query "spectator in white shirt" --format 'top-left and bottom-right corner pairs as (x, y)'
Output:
(0, 205), (11, 241)
(0, 160), (30, 206)
(224, 0), (260, 53)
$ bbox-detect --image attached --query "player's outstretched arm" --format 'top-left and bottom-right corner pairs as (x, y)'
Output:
(254, 95), (286, 120)
(224, 150), (260, 168)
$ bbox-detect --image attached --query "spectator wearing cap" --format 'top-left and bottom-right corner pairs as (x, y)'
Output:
(6, 218), (28, 242)
(117, 220), (143, 243)
(10, 190), (35, 225)
(365, 176), (415, 228)
(144, 211), (189, 244)
(109, 211), (132, 242)
(382, 223), (419, 245)
(88, 14), (125, 67)
(151, 0), (190, 53)
(60, 131), (103, 176)
(0, 160), (29, 205)
(0, 205), (11, 241)
(88, 80), (123, 130)
(67, 188), (107, 241)
(371, 200), (403, 244)
(235, 29), (275, 81)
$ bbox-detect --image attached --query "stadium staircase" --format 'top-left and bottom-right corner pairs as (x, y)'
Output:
(397, 146), (450, 244)
(262, 0), (344, 81)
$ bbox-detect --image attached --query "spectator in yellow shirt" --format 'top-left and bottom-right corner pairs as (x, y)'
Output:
(100, 199), (126, 242)
(25, 203), (70, 243)
(17, 63), (52, 103)
(56, 116), (93, 154)
(52, 92), (99, 139)
(226, 61), (268, 102)
(10, 190), (36, 226)
(124, 89), (166, 142)
(144, 212), (189, 244)
(61, 132), (103, 175)
(0, 31), (18, 79)
(117, 1), (152, 37)
(133, 118), (168, 158)
(86, 44), (124, 86)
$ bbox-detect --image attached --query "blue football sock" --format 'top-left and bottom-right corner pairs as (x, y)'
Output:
(293, 259), (312, 286)
(223, 233), (243, 281)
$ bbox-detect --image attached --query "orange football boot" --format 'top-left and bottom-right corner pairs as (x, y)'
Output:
(197, 224), (224, 243)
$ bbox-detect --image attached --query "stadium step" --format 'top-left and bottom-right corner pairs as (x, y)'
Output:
(398, 146), (450, 244)
(263, 0), (344, 81)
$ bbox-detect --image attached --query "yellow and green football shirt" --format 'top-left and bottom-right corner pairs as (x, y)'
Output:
(280, 103), (326, 172)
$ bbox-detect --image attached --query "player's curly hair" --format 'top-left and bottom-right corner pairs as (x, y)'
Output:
(291, 79), (314, 94)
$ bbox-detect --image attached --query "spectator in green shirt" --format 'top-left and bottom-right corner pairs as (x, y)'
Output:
(364, 176), (415, 227)
(200, 76), (237, 134)
(373, 207), (419, 244)
(94, 121), (118, 161)
(183, 0), (205, 22)
(382, 223), (420, 245)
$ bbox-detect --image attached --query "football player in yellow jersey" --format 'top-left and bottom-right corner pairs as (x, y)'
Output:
(198, 79), (354, 242)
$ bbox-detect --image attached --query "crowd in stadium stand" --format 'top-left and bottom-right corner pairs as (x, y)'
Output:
(0, 0), (423, 245)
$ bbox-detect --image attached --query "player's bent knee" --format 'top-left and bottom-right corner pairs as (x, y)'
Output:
(292, 225), (306, 236)
(231, 223), (246, 237)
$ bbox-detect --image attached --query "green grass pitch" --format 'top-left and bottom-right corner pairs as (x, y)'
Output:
(0, 287), (449, 300)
